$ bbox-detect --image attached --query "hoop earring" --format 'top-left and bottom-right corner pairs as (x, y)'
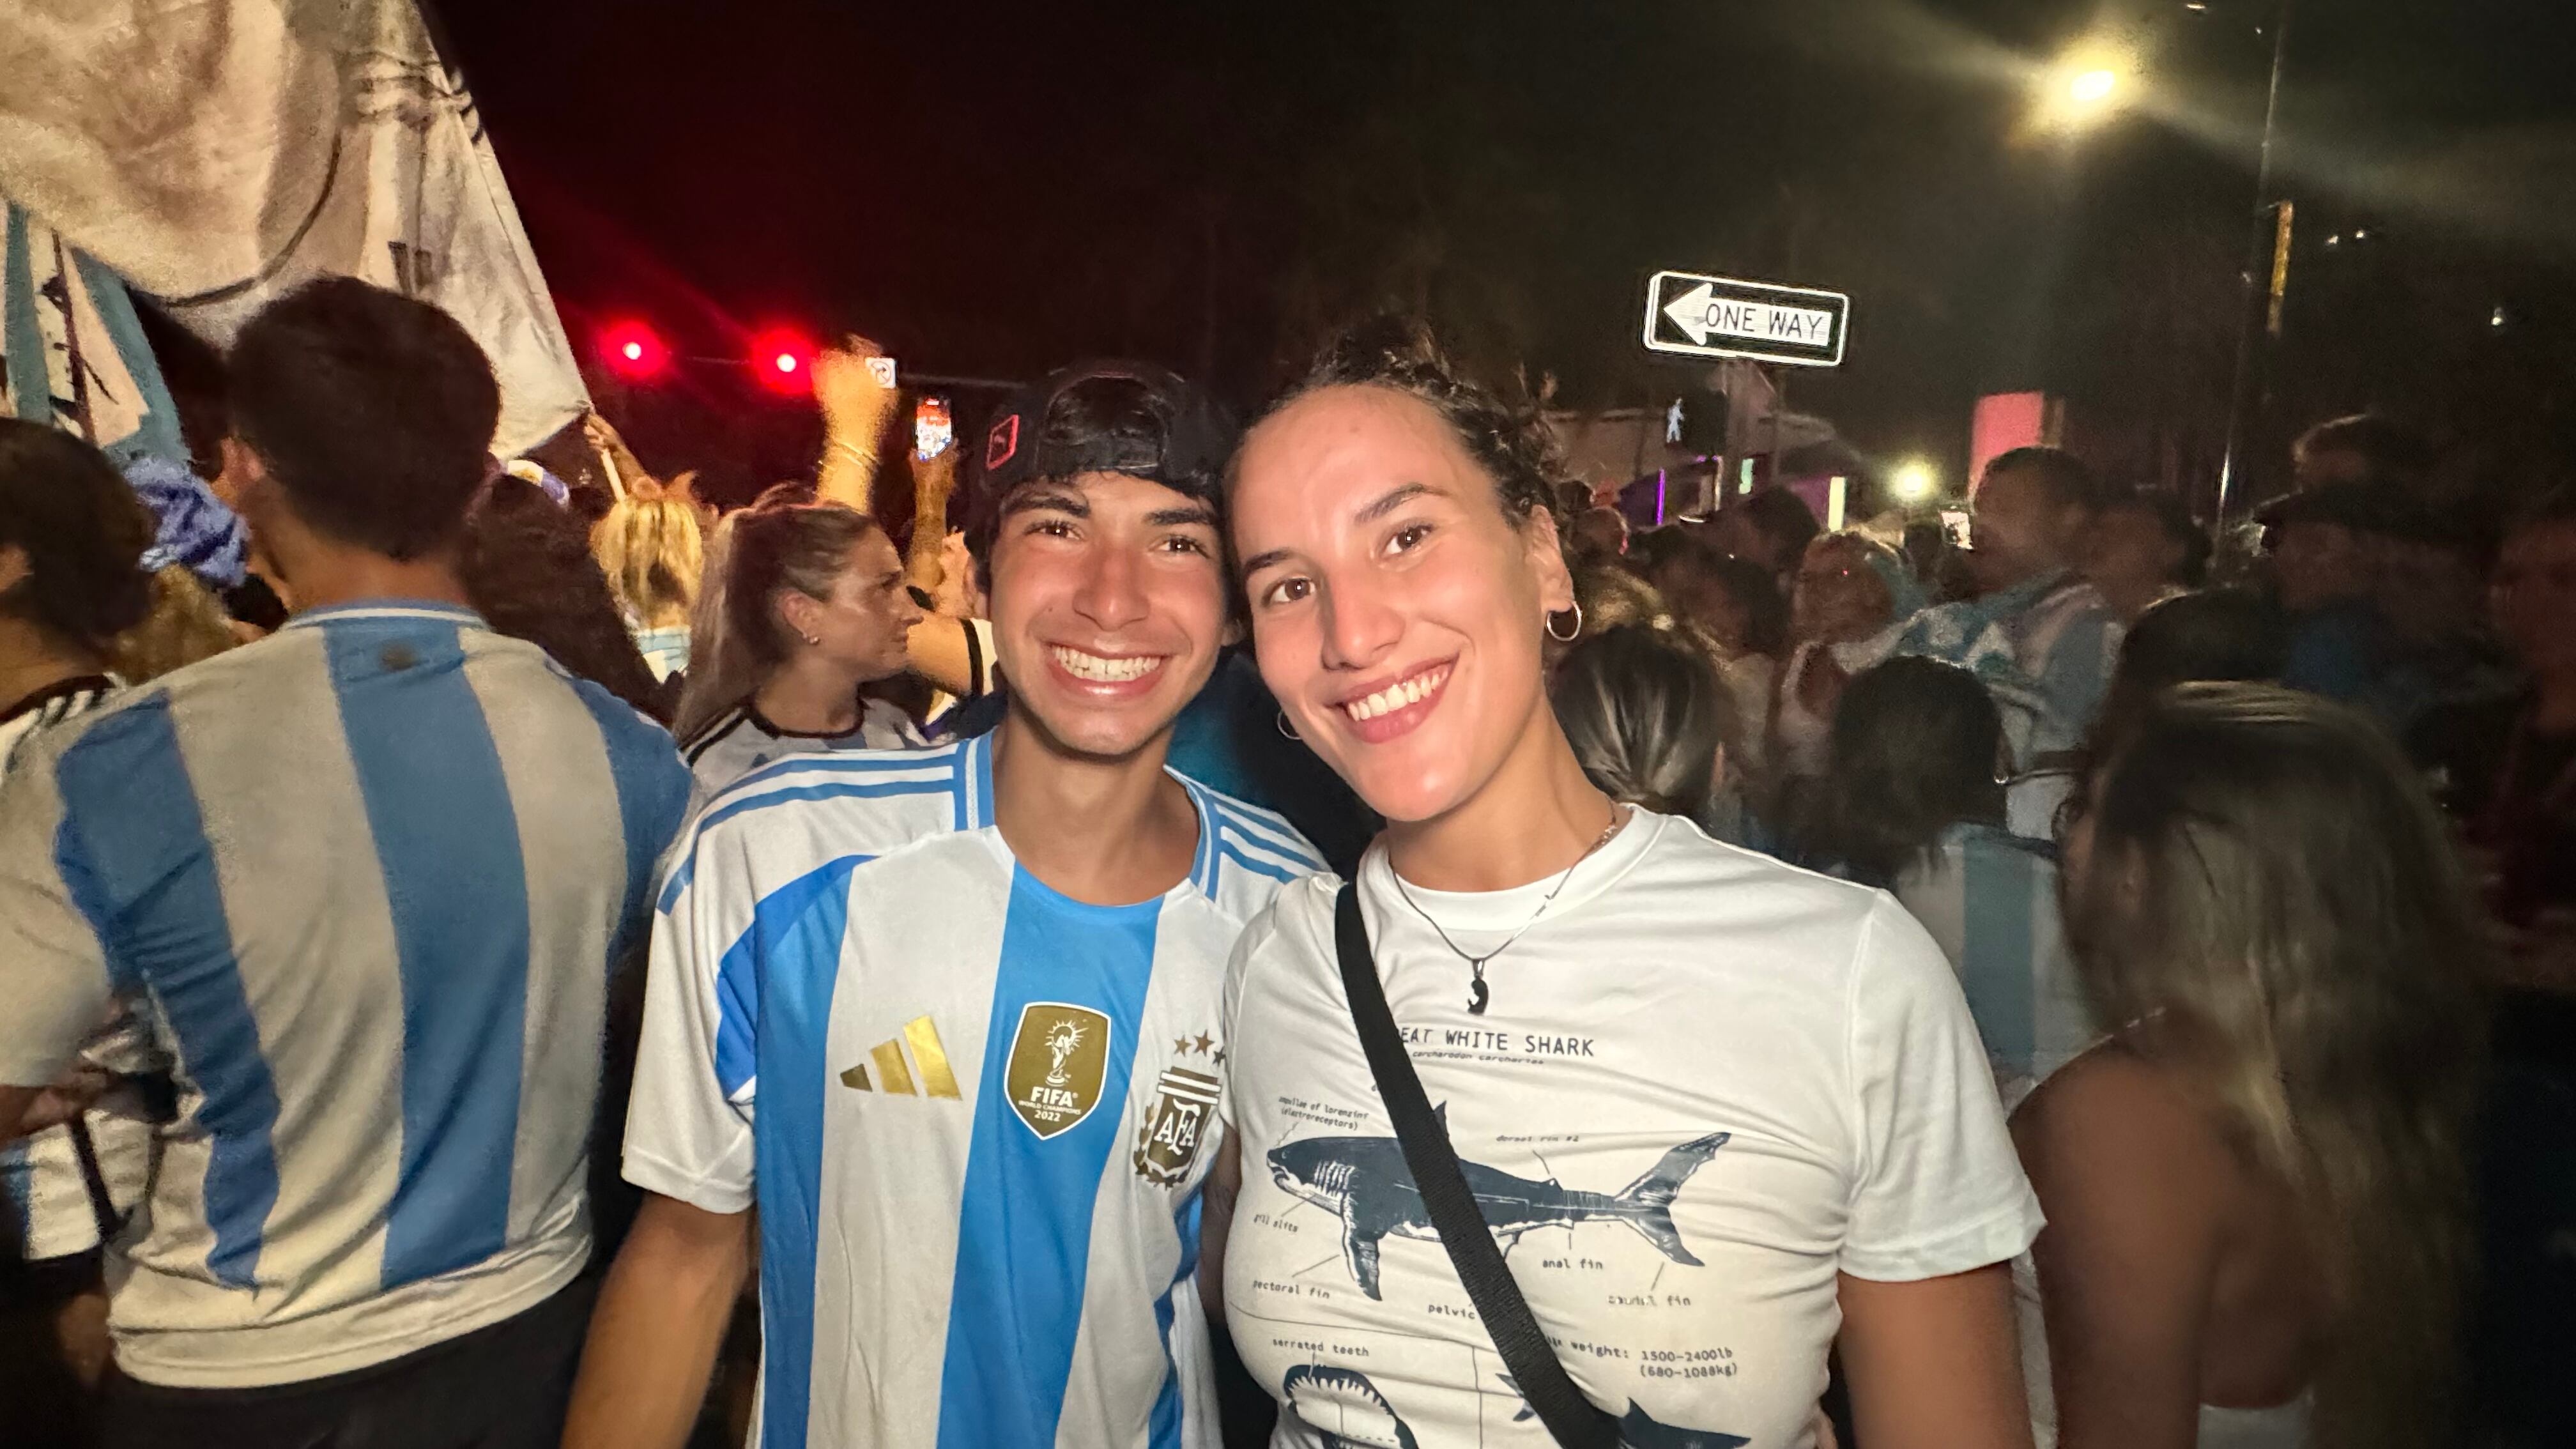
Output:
(1545, 602), (1583, 643)
(1276, 710), (1301, 741)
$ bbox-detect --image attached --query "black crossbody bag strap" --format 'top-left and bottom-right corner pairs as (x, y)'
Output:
(1333, 882), (1619, 1449)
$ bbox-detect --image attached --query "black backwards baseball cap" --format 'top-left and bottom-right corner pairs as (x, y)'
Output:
(962, 360), (1238, 556)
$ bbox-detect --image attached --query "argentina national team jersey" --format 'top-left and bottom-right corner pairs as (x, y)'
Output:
(628, 732), (1322, 1449)
(0, 602), (691, 1388)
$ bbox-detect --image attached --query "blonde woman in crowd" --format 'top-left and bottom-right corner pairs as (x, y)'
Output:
(2018, 683), (2487, 1448)
(591, 494), (703, 682)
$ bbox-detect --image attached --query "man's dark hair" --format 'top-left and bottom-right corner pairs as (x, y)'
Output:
(1816, 656), (2005, 886)
(460, 477), (666, 722)
(0, 418), (154, 650)
(1740, 486), (1820, 566)
(2294, 413), (2435, 486)
(1982, 446), (2102, 510)
(227, 277), (500, 560)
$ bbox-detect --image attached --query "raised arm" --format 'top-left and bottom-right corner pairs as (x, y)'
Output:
(813, 339), (901, 513)
(907, 447), (959, 594)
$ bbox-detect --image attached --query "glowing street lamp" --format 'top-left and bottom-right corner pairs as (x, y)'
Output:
(2036, 45), (2133, 132)
(2068, 68), (2119, 106)
(1890, 460), (1938, 503)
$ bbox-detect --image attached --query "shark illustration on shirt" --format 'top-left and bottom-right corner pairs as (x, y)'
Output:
(1264, 1113), (1730, 1298)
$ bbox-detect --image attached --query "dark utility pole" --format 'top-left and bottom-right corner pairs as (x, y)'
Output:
(2213, 0), (2297, 536)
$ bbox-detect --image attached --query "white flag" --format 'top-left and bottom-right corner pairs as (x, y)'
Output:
(0, 0), (588, 456)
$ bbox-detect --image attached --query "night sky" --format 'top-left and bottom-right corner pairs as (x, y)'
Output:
(436, 0), (2572, 496)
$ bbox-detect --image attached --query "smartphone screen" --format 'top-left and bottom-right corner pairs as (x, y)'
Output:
(914, 395), (954, 461)
(1940, 507), (1973, 550)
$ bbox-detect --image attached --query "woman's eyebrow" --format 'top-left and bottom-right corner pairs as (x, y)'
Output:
(1353, 482), (1434, 525)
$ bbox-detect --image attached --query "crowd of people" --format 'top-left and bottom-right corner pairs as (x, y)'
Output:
(0, 275), (2568, 1449)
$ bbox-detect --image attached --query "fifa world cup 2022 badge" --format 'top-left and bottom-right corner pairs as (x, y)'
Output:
(1006, 1003), (1112, 1139)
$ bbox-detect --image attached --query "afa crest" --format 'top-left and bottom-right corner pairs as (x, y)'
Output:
(1133, 1066), (1222, 1184)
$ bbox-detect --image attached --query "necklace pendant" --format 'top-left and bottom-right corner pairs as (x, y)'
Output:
(1468, 976), (1490, 1015)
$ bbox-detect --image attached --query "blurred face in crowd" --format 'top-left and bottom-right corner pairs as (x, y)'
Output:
(985, 470), (1230, 761)
(2086, 502), (2184, 605)
(777, 533), (922, 682)
(2269, 520), (2372, 613)
(2492, 518), (2576, 680)
(1232, 385), (1574, 824)
(1791, 536), (1894, 646)
(1969, 461), (2083, 590)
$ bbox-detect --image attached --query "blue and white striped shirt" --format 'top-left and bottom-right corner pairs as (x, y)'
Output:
(629, 732), (1321, 1449)
(1889, 823), (2096, 1108)
(0, 601), (691, 1388)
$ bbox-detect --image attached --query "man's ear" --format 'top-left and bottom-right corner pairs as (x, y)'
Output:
(1524, 507), (1577, 614)
(214, 436), (263, 510)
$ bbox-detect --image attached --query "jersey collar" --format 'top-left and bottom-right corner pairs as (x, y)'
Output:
(283, 599), (489, 632)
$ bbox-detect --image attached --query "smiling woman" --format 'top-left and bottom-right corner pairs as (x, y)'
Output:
(1208, 321), (2045, 1449)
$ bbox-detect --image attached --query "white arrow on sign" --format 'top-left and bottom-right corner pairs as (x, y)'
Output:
(1660, 281), (1838, 350)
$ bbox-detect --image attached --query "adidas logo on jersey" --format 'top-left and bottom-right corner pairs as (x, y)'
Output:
(839, 1016), (962, 1098)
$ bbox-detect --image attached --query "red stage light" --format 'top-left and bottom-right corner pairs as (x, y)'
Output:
(749, 328), (816, 394)
(599, 320), (669, 380)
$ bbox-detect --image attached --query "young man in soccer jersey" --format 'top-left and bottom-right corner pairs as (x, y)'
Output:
(569, 364), (1324, 1449)
(0, 279), (693, 1448)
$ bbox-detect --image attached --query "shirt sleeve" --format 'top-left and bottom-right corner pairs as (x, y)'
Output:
(620, 824), (758, 1213)
(1214, 901), (1269, 1135)
(0, 744), (115, 1087)
(1839, 894), (2044, 1280)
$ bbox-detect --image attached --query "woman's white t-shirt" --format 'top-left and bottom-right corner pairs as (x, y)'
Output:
(1218, 809), (2042, 1449)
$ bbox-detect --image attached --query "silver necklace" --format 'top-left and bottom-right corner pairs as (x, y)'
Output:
(1389, 806), (1625, 1016)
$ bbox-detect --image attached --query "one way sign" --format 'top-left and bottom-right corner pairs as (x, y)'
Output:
(1641, 270), (1850, 368)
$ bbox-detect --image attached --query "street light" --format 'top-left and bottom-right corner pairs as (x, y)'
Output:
(2036, 44), (2134, 132)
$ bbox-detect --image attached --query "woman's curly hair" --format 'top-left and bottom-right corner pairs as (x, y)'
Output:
(1240, 317), (1569, 529)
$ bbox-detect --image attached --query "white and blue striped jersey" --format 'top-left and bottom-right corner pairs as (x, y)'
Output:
(628, 731), (1322, 1449)
(1890, 824), (2097, 1109)
(0, 602), (692, 1388)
